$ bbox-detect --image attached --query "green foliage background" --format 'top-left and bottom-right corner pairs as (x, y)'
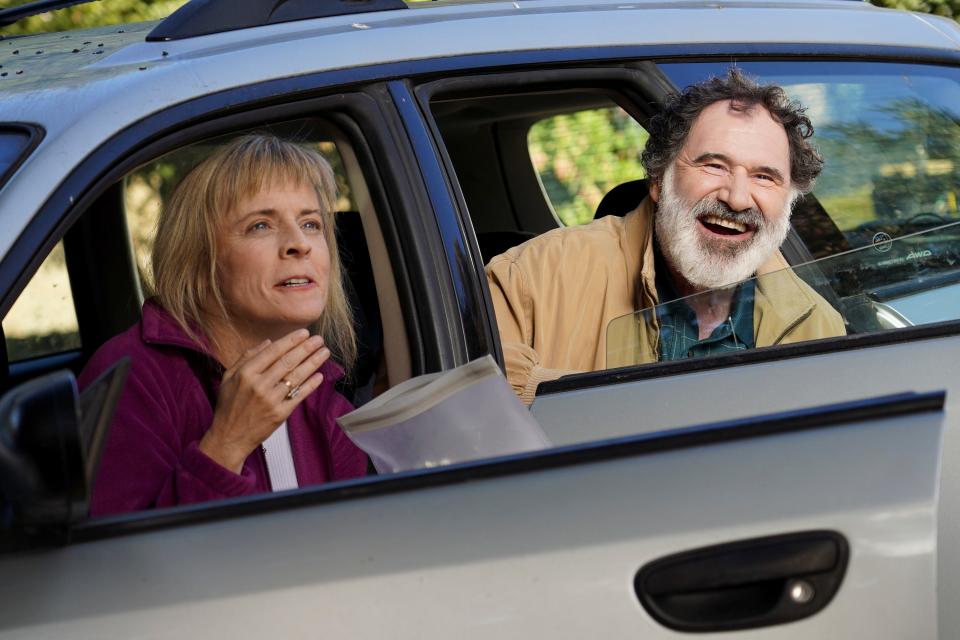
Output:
(872, 0), (960, 18)
(529, 108), (649, 226)
(0, 0), (189, 36)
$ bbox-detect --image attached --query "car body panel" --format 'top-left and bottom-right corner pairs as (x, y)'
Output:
(532, 334), (960, 444)
(533, 334), (960, 637)
(884, 284), (960, 325)
(0, 399), (943, 638)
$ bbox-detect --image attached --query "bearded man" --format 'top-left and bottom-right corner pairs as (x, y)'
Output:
(486, 70), (846, 404)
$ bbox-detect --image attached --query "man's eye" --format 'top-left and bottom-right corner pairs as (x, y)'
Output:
(702, 163), (727, 174)
(755, 174), (775, 183)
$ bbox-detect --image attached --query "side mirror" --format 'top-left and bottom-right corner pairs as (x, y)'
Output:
(0, 359), (128, 534)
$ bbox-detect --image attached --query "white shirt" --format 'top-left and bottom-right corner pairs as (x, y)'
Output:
(262, 420), (299, 491)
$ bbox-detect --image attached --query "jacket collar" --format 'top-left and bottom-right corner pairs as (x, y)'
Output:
(620, 197), (658, 311)
(141, 299), (214, 355)
(139, 300), (346, 381)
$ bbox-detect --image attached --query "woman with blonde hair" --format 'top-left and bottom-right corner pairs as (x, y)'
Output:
(80, 134), (367, 516)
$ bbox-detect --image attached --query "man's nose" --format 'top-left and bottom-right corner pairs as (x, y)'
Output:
(718, 168), (754, 212)
(280, 224), (311, 257)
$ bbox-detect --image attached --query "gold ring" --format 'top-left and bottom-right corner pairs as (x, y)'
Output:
(281, 378), (294, 390)
(286, 386), (301, 400)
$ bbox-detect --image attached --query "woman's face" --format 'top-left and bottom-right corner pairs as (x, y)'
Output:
(214, 178), (331, 341)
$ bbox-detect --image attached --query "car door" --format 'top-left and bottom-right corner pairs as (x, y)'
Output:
(0, 375), (945, 639)
(412, 55), (960, 637)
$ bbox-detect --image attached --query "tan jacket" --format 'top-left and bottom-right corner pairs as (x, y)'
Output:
(486, 198), (846, 404)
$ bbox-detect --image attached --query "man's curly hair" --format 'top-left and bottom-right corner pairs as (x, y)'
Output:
(641, 68), (823, 194)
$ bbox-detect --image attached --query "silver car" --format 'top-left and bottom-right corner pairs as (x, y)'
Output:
(0, 0), (958, 637)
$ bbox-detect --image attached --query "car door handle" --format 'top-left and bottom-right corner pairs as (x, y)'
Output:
(634, 530), (848, 632)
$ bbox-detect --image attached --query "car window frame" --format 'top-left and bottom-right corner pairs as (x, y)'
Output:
(0, 82), (465, 548)
(409, 53), (960, 401)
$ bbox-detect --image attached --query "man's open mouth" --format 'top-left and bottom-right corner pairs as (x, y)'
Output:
(697, 214), (757, 237)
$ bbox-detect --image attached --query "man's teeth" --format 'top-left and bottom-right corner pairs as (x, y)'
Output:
(702, 215), (748, 233)
(282, 278), (310, 286)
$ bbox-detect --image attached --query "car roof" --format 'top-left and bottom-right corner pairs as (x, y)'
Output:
(0, 0), (957, 254)
(1, 0), (957, 97)
(1, 0), (957, 118)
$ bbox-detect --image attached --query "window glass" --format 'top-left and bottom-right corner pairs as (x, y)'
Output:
(528, 106), (648, 226)
(659, 62), (960, 259)
(2, 241), (81, 362)
(607, 221), (960, 366)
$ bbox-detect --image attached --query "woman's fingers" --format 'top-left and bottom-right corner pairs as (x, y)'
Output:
(284, 371), (325, 406)
(242, 328), (311, 372)
(279, 346), (331, 396)
(221, 338), (272, 382)
(263, 333), (326, 388)
(205, 331), (329, 473)
(223, 330), (327, 404)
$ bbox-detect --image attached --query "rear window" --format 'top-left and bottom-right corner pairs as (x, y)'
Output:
(528, 105), (649, 226)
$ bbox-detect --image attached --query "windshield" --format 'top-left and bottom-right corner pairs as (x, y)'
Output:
(606, 221), (960, 368)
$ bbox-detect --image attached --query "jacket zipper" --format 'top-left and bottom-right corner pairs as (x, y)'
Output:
(259, 445), (273, 492)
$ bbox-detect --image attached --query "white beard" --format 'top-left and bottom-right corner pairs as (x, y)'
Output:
(654, 166), (793, 290)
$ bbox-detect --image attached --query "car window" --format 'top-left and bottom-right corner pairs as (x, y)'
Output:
(2, 240), (81, 362)
(532, 61), (960, 384)
(454, 61), (960, 407)
(20, 115), (407, 521)
(528, 106), (649, 226)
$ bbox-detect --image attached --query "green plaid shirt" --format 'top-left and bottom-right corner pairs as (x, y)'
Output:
(652, 243), (755, 362)
(654, 280), (756, 361)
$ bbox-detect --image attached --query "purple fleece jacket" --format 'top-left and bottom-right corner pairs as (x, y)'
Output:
(79, 301), (367, 516)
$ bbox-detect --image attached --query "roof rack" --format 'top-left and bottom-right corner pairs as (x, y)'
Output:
(146, 0), (409, 42)
(0, 0), (101, 29)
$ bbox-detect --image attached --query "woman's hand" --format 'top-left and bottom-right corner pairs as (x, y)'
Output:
(199, 329), (331, 473)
